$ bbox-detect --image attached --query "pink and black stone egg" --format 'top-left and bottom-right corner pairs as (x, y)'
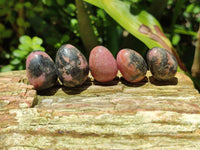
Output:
(55, 44), (89, 87)
(26, 51), (58, 90)
(117, 49), (147, 83)
(146, 47), (178, 81)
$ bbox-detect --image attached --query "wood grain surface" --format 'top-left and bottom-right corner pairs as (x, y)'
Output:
(0, 70), (200, 149)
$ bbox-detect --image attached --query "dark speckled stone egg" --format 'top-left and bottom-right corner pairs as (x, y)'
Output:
(117, 49), (147, 83)
(26, 51), (58, 90)
(55, 44), (89, 87)
(146, 47), (178, 81)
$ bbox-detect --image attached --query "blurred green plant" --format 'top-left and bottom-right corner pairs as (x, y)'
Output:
(84, 0), (186, 70)
(0, 35), (45, 72)
(0, 0), (199, 79)
(0, 0), (81, 70)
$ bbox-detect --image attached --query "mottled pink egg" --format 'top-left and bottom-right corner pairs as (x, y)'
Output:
(55, 44), (89, 87)
(146, 47), (177, 81)
(89, 46), (118, 82)
(117, 49), (147, 83)
(26, 51), (58, 90)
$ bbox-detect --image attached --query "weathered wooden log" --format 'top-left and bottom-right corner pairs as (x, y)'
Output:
(0, 70), (200, 149)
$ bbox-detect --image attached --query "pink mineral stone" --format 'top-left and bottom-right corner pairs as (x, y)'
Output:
(26, 51), (57, 90)
(117, 49), (147, 83)
(55, 44), (89, 87)
(89, 46), (118, 82)
(146, 47), (177, 81)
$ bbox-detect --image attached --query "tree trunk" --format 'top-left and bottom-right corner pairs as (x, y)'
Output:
(191, 25), (200, 79)
(75, 0), (99, 57)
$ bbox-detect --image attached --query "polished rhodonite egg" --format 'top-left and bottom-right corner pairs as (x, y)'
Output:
(146, 47), (178, 81)
(89, 46), (118, 82)
(117, 49), (147, 83)
(55, 44), (89, 87)
(26, 51), (58, 90)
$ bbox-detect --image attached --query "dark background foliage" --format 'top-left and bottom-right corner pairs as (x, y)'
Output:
(0, 0), (199, 73)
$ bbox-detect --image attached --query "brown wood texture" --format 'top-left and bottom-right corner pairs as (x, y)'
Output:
(0, 70), (200, 149)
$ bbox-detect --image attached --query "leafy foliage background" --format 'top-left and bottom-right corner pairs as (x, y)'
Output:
(0, 0), (199, 72)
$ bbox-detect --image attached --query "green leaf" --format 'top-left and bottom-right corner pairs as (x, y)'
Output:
(193, 5), (200, 14)
(174, 28), (197, 37)
(32, 36), (43, 45)
(13, 49), (29, 58)
(19, 35), (32, 45)
(97, 9), (106, 21)
(0, 23), (5, 31)
(172, 34), (181, 46)
(56, 0), (65, 5)
(61, 35), (70, 43)
(0, 28), (12, 38)
(0, 65), (14, 72)
(32, 45), (45, 51)
(24, 2), (32, 8)
(15, 3), (24, 11)
(186, 4), (194, 13)
(10, 58), (21, 65)
(64, 3), (76, 16)
(17, 17), (24, 26)
(42, 0), (53, 6)
(84, 0), (104, 9)
(18, 44), (30, 51)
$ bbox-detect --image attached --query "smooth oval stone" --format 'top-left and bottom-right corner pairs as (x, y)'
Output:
(55, 44), (89, 87)
(26, 51), (58, 90)
(146, 47), (178, 81)
(89, 46), (118, 82)
(117, 49), (147, 83)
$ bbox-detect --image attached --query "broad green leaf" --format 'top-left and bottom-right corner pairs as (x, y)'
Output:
(32, 36), (43, 45)
(84, 0), (103, 9)
(19, 35), (32, 45)
(84, 0), (172, 50)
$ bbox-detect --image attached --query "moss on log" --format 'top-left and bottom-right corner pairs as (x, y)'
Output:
(0, 70), (200, 149)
